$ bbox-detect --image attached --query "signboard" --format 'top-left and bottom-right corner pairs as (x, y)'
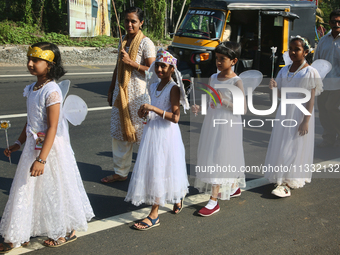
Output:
(68, 0), (111, 37)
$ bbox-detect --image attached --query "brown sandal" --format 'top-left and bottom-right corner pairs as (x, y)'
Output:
(43, 230), (77, 248)
(0, 242), (29, 254)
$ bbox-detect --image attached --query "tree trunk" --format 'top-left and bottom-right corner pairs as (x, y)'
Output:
(174, 0), (187, 33)
(164, 0), (167, 38)
(39, 0), (45, 28)
(169, 0), (174, 32)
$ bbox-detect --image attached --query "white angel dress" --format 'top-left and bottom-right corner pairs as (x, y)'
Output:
(0, 81), (94, 247)
(264, 66), (323, 188)
(125, 80), (189, 206)
(194, 74), (246, 200)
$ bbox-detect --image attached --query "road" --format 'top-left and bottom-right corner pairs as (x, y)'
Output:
(0, 65), (339, 254)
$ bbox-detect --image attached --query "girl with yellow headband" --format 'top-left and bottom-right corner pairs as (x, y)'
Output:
(0, 42), (94, 252)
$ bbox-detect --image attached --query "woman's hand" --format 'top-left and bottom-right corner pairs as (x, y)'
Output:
(121, 49), (132, 65)
(107, 92), (113, 106)
(30, 160), (45, 177)
(298, 120), (309, 136)
(4, 144), (20, 157)
(191, 104), (200, 114)
(269, 78), (277, 89)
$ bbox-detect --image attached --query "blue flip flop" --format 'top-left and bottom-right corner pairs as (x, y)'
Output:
(133, 216), (160, 231)
(173, 198), (184, 214)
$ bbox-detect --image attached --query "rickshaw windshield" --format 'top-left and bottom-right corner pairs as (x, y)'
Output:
(176, 9), (225, 39)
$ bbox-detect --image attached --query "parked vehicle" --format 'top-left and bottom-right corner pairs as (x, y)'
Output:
(169, 0), (316, 79)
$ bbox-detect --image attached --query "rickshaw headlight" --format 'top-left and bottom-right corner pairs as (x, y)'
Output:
(195, 54), (201, 63)
(195, 53), (210, 63)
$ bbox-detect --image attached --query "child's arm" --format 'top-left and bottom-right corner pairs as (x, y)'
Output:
(30, 103), (60, 177)
(298, 88), (315, 136)
(192, 77), (212, 114)
(4, 123), (27, 157)
(217, 80), (247, 114)
(139, 86), (181, 124)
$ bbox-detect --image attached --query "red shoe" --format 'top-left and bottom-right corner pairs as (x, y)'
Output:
(198, 203), (220, 217)
(230, 188), (241, 198)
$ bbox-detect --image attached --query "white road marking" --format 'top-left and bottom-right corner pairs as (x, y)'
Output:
(0, 106), (112, 119)
(11, 177), (271, 254)
(9, 163), (340, 254)
(0, 72), (112, 78)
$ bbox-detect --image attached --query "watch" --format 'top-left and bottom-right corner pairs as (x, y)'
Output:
(36, 157), (47, 164)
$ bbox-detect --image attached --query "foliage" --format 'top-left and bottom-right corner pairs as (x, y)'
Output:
(0, 20), (119, 47)
(0, 0), (191, 43)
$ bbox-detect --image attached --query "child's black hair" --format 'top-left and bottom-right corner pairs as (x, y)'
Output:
(215, 41), (241, 60)
(30, 42), (66, 80)
(166, 49), (179, 83)
(125, 7), (144, 22)
(290, 36), (313, 64)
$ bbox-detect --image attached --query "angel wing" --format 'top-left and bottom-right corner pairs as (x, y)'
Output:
(239, 70), (263, 96)
(63, 95), (88, 126)
(282, 51), (293, 66)
(311, 59), (332, 80)
(57, 80), (71, 102)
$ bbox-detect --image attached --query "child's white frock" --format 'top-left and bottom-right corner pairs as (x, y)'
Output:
(194, 74), (246, 200)
(125, 81), (189, 206)
(264, 66), (323, 188)
(0, 82), (94, 247)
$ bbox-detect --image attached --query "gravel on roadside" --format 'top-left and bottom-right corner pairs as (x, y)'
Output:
(0, 45), (164, 66)
(0, 46), (119, 66)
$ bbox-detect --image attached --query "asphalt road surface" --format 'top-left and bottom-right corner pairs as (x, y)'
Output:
(0, 65), (339, 254)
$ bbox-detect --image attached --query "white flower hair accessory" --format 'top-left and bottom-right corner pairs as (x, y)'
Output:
(291, 35), (311, 51)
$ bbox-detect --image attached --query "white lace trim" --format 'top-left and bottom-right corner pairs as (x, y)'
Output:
(46, 91), (62, 107)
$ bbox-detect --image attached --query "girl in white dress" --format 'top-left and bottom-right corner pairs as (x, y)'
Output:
(125, 49), (189, 230)
(265, 36), (323, 197)
(192, 41), (246, 217)
(0, 42), (94, 252)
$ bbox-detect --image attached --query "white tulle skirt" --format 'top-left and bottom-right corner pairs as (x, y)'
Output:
(125, 117), (189, 206)
(0, 135), (94, 247)
(264, 104), (315, 189)
(194, 106), (246, 200)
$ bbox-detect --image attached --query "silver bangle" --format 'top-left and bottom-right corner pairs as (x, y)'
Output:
(162, 110), (166, 119)
(14, 140), (21, 148)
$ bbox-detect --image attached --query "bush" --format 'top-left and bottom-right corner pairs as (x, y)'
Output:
(0, 20), (119, 47)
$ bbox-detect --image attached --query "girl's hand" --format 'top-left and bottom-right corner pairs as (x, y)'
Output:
(138, 108), (149, 118)
(121, 49), (132, 65)
(269, 78), (277, 89)
(140, 103), (153, 111)
(139, 104), (153, 118)
(209, 101), (215, 109)
(4, 144), (20, 157)
(107, 92), (113, 106)
(191, 104), (200, 114)
(298, 121), (309, 136)
(30, 160), (45, 177)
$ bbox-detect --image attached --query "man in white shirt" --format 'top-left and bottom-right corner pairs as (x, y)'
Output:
(314, 9), (340, 147)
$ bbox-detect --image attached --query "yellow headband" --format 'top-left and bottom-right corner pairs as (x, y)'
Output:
(27, 46), (55, 63)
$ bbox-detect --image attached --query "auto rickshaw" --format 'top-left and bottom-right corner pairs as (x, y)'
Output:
(168, 0), (316, 79)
